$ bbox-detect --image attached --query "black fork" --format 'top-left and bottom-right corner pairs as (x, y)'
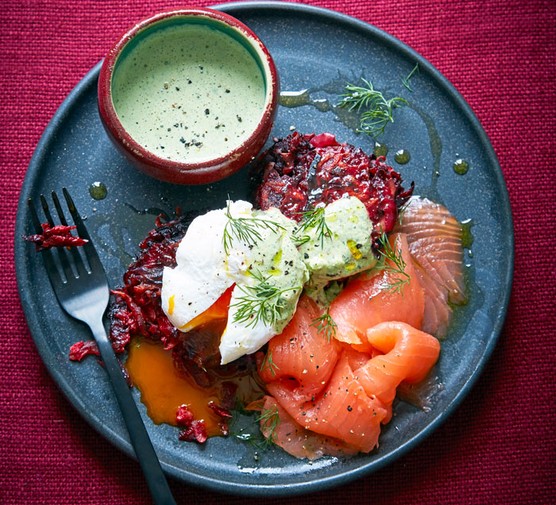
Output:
(28, 188), (176, 505)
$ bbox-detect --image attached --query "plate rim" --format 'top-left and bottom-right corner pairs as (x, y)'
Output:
(14, 1), (514, 496)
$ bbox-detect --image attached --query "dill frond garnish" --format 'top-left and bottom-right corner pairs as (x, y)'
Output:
(402, 63), (420, 92)
(223, 201), (285, 254)
(376, 233), (411, 294)
(260, 349), (279, 376)
(337, 78), (407, 137)
(232, 269), (301, 328)
(396, 200), (410, 226)
(310, 310), (337, 342)
(258, 405), (280, 445)
(293, 206), (332, 247)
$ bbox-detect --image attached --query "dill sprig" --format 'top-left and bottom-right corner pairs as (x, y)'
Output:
(223, 202), (285, 254)
(376, 233), (411, 294)
(337, 79), (407, 137)
(260, 349), (279, 376)
(402, 63), (420, 92)
(232, 269), (300, 328)
(293, 206), (333, 247)
(396, 200), (410, 226)
(258, 405), (280, 445)
(310, 310), (337, 342)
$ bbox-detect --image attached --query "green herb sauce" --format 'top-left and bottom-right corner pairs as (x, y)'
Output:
(112, 24), (266, 163)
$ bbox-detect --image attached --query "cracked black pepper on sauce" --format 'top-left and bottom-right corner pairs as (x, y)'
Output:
(112, 24), (266, 162)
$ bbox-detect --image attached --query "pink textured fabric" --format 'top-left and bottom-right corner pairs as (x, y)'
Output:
(1, 1), (555, 504)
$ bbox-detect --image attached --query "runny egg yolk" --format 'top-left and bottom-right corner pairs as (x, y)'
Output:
(177, 286), (233, 332)
(125, 286), (260, 435)
(125, 339), (223, 435)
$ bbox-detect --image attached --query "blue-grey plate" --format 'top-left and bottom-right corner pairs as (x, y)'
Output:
(14, 1), (513, 496)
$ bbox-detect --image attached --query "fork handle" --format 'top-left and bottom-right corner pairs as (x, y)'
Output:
(90, 320), (177, 505)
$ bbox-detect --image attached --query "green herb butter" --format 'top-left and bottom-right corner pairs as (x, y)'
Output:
(296, 196), (376, 302)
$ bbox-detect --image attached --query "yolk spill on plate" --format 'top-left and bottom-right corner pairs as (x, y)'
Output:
(126, 339), (222, 436)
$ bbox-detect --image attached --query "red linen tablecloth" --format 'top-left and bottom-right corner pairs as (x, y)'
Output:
(2, 1), (555, 503)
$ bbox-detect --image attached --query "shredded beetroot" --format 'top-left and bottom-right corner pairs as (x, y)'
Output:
(69, 340), (100, 361)
(208, 400), (233, 418)
(208, 400), (234, 436)
(176, 404), (195, 426)
(254, 132), (414, 247)
(179, 421), (208, 444)
(218, 381), (239, 411)
(176, 405), (208, 443)
(24, 223), (88, 251)
(108, 214), (193, 353)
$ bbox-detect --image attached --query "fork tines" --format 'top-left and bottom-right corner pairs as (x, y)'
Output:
(28, 189), (94, 284)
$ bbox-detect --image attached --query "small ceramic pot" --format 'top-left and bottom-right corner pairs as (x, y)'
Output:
(98, 8), (279, 185)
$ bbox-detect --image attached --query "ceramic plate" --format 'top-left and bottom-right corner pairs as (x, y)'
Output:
(15, 1), (513, 496)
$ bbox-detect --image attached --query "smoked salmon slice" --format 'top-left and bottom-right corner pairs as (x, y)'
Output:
(259, 296), (387, 453)
(266, 350), (388, 453)
(329, 233), (425, 352)
(255, 203), (452, 457)
(258, 395), (359, 460)
(259, 303), (440, 455)
(356, 321), (441, 423)
(394, 197), (466, 337)
(258, 295), (340, 401)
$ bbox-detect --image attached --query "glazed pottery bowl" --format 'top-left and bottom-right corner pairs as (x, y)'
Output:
(98, 8), (279, 185)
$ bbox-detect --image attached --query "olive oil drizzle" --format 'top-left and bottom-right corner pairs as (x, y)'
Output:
(407, 102), (443, 192)
(453, 158), (470, 175)
(394, 149), (411, 165)
(89, 181), (107, 200)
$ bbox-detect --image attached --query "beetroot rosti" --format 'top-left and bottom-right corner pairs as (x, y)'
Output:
(254, 132), (414, 247)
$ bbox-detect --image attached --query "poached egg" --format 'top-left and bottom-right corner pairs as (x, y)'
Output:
(161, 200), (308, 364)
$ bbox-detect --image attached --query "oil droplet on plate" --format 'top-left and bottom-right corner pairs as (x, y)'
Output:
(453, 159), (469, 175)
(279, 89), (310, 107)
(373, 142), (388, 157)
(279, 89), (330, 112)
(394, 149), (411, 164)
(461, 218), (474, 249)
(89, 181), (107, 200)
